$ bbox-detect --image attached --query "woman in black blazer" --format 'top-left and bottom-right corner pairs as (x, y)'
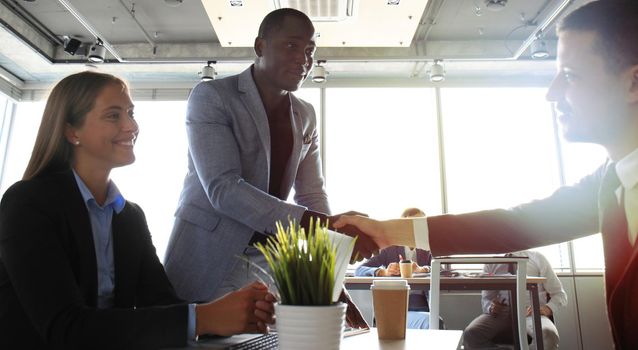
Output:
(0, 71), (274, 349)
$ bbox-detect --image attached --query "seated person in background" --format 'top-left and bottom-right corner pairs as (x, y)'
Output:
(463, 250), (567, 350)
(0, 71), (275, 350)
(355, 208), (439, 329)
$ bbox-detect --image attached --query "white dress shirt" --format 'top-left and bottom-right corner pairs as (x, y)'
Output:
(480, 250), (568, 314)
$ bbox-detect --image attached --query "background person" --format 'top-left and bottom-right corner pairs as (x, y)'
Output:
(0, 71), (274, 350)
(463, 250), (567, 350)
(355, 207), (439, 329)
(334, 2), (638, 348)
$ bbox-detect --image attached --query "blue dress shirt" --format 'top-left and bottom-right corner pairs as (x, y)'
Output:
(73, 171), (124, 309)
(72, 172), (196, 339)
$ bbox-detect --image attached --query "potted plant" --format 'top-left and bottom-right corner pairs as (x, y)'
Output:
(255, 218), (354, 350)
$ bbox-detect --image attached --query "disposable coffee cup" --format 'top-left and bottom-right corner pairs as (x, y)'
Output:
(400, 259), (413, 278)
(371, 279), (410, 340)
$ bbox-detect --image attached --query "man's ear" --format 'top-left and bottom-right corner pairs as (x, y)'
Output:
(628, 65), (638, 104)
(254, 37), (264, 58)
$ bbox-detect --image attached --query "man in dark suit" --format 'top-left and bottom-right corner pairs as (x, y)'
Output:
(335, 2), (638, 349)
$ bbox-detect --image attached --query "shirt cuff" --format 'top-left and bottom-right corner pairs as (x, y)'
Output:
(413, 217), (430, 250)
(188, 303), (197, 341)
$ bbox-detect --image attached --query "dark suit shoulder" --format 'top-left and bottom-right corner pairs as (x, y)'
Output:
(1, 171), (73, 207)
(114, 201), (148, 232)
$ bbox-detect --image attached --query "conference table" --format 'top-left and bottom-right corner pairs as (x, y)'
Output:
(345, 274), (547, 350)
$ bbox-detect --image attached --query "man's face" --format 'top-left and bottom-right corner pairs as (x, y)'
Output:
(255, 16), (316, 92)
(546, 30), (630, 145)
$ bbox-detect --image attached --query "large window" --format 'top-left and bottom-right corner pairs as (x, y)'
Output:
(0, 101), (44, 194)
(441, 88), (561, 212)
(0, 84), (608, 272)
(439, 88), (569, 269)
(325, 88), (442, 219)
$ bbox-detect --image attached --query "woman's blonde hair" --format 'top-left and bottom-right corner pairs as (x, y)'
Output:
(23, 71), (127, 180)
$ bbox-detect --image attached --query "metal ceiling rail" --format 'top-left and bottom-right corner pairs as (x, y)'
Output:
(512, 0), (573, 60)
(117, 0), (156, 53)
(57, 0), (123, 62)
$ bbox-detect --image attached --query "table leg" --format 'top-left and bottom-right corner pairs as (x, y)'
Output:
(529, 284), (544, 350)
(509, 287), (521, 349)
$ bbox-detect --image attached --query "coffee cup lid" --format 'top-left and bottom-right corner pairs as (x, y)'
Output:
(370, 279), (410, 290)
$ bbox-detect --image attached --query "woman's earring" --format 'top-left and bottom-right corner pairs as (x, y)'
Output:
(74, 140), (80, 145)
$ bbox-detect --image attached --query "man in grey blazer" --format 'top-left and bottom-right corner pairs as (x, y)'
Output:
(164, 8), (376, 302)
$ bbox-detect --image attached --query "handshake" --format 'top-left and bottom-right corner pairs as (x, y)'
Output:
(327, 211), (380, 263)
(301, 208), (421, 263)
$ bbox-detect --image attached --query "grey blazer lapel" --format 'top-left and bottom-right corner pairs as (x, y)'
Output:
(237, 67), (271, 167)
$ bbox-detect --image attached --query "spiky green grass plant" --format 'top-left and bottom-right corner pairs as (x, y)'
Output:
(255, 218), (351, 306)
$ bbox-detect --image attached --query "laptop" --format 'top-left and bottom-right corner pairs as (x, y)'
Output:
(191, 326), (369, 349)
(191, 333), (278, 349)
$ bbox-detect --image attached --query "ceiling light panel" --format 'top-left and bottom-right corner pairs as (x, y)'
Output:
(203, 0), (429, 47)
(275, 0), (347, 21)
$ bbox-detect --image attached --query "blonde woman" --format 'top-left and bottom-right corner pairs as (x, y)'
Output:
(0, 71), (274, 349)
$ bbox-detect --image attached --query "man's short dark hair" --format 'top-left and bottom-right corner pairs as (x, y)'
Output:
(258, 8), (313, 40)
(558, 0), (638, 73)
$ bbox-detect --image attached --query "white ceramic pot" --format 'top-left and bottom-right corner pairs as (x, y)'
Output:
(275, 302), (347, 350)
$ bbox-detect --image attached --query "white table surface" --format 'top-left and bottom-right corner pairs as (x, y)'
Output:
(342, 328), (462, 350)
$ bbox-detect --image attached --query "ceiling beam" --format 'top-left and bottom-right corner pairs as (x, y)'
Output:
(46, 39), (557, 64)
(0, 1), (56, 60)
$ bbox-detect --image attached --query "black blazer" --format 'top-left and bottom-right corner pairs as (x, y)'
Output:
(0, 170), (188, 349)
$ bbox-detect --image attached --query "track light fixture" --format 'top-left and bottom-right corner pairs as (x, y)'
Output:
(312, 60), (327, 83)
(530, 37), (549, 59)
(200, 61), (217, 81)
(87, 39), (106, 63)
(429, 59), (445, 83)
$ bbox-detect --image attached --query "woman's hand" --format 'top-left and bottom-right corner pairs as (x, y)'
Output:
(195, 281), (275, 336)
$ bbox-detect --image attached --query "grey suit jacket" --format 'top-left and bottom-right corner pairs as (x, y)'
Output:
(164, 66), (330, 301)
